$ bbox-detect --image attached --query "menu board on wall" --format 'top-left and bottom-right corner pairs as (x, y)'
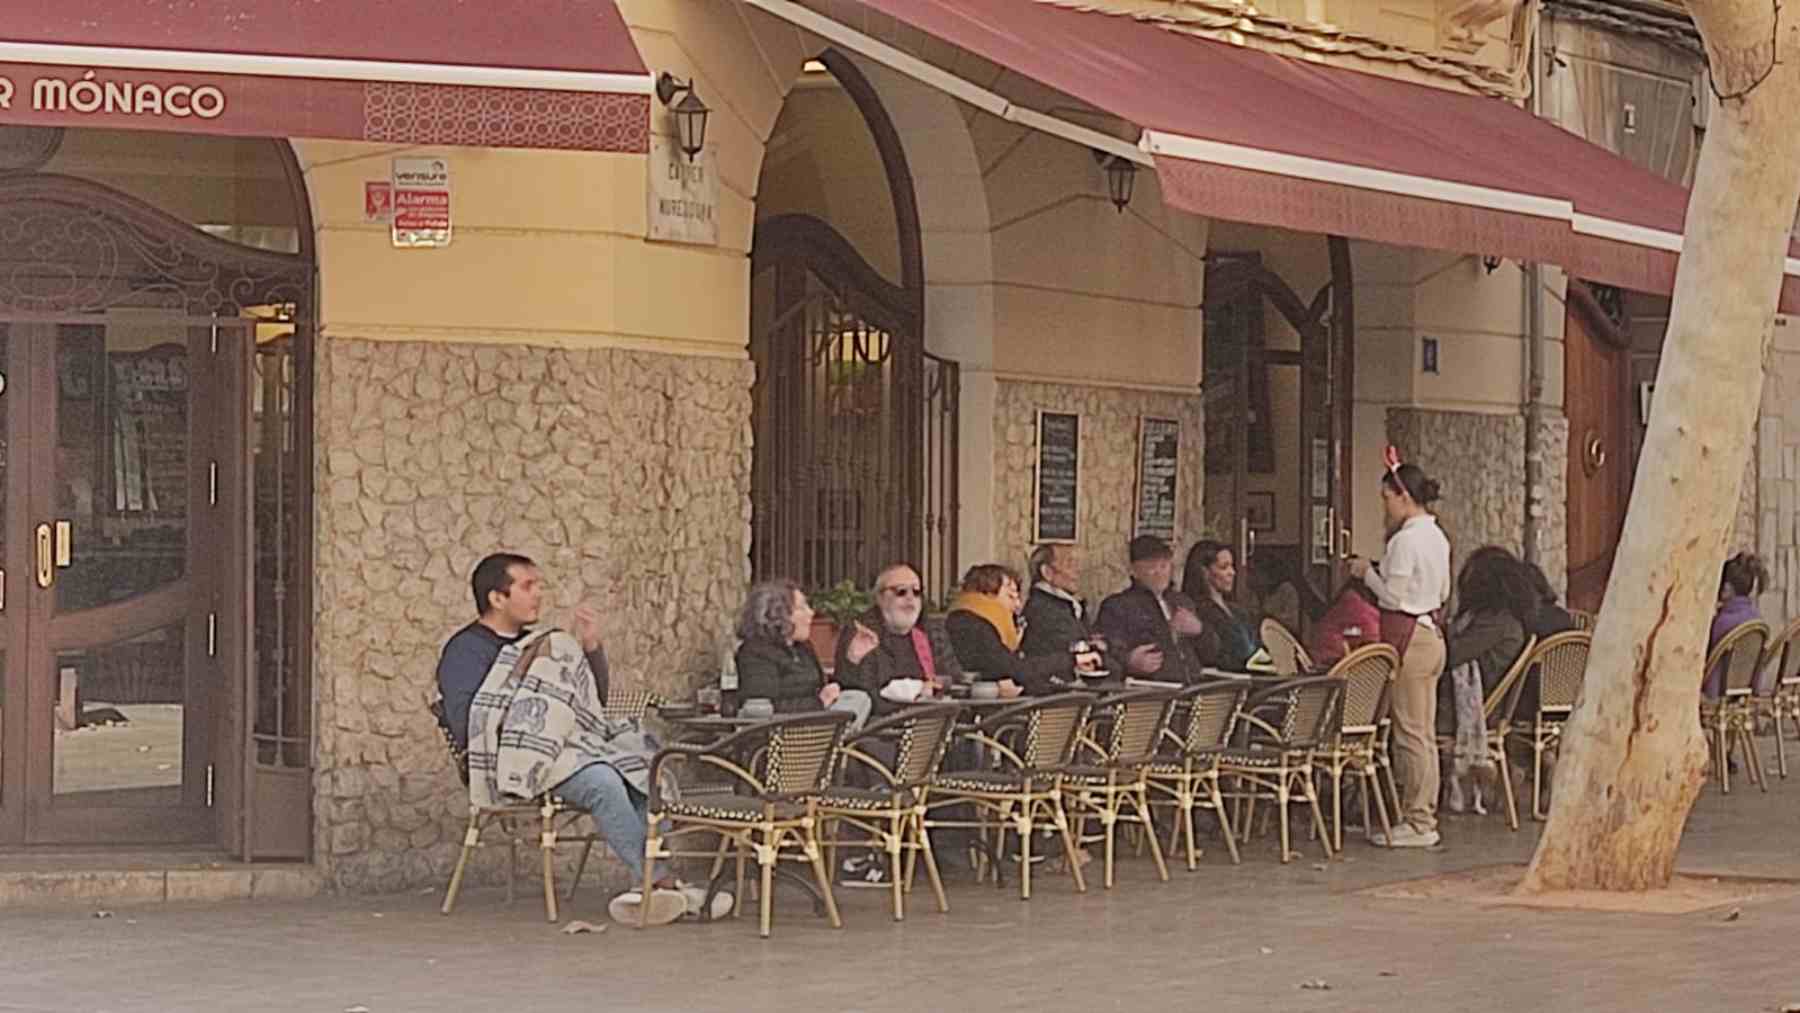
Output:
(1133, 416), (1180, 540)
(1033, 410), (1081, 543)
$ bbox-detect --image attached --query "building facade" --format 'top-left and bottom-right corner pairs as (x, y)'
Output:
(0, 0), (1788, 898)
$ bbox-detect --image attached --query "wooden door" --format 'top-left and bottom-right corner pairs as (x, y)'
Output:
(1564, 291), (1634, 613)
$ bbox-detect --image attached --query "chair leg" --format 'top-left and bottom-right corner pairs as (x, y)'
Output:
(1497, 749), (1519, 831)
(540, 805), (559, 924)
(637, 823), (659, 930)
(1052, 796), (1087, 894)
(914, 811), (949, 914)
(757, 828), (777, 938)
(1176, 784), (1198, 871)
(1301, 773), (1333, 861)
(1206, 776), (1241, 865)
(1016, 805), (1034, 901)
(887, 814), (906, 922)
(1330, 766), (1345, 854)
(1774, 706), (1789, 779)
(566, 839), (595, 903)
(806, 826), (844, 931)
(1135, 784), (1169, 882)
(1277, 777), (1293, 863)
(734, 844), (747, 920)
(1533, 737), (1548, 817)
(441, 818), (480, 915)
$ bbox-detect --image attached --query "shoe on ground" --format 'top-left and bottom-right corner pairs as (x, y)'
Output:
(1373, 825), (1441, 849)
(607, 886), (686, 926)
(677, 883), (734, 920)
(839, 854), (894, 889)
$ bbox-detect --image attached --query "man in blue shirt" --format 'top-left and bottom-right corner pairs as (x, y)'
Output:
(436, 552), (728, 925)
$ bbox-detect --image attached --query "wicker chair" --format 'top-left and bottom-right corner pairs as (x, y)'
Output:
(819, 702), (962, 921)
(1311, 644), (1400, 852)
(1260, 618), (1314, 676)
(1466, 635), (1537, 830)
(1702, 620), (1771, 794)
(643, 710), (853, 937)
(1505, 631), (1591, 820)
(431, 698), (584, 923)
(1063, 688), (1180, 888)
(1758, 617), (1800, 779)
(1146, 681), (1247, 869)
(1220, 676), (1343, 863)
(925, 693), (1094, 900)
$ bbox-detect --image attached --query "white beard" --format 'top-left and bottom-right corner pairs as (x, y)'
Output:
(881, 601), (921, 633)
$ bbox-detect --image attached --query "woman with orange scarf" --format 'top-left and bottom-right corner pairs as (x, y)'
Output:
(945, 564), (1100, 697)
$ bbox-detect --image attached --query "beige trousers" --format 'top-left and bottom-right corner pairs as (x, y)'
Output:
(1388, 623), (1447, 833)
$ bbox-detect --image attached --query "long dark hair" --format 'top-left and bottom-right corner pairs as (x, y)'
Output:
(1455, 545), (1535, 625)
(1721, 552), (1768, 599)
(1182, 539), (1233, 604)
(1381, 463), (1441, 506)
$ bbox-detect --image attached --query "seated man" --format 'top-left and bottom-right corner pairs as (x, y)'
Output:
(832, 561), (963, 888)
(437, 552), (729, 926)
(1096, 535), (1209, 684)
(1020, 543), (1106, 661)
(947, 563), (1100, 696)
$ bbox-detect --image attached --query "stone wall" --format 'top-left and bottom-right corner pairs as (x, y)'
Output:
(313, 337), (753, 893)
(993, 379), (1205, 602)
(1532, 411), (1570, 597)
(1388, 407), (1526, 570)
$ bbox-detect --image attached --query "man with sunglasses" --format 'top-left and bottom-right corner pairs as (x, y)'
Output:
(831, 562), (964, 889)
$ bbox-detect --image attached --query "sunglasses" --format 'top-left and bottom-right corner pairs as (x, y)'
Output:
(881, 586), (923, 598)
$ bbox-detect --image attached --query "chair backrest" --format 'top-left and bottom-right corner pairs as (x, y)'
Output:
(1260, 618), (1313, 675)
(1175, 681), (1247, 754)
(428, 697), (471, 786)
(992, 694), (1094, 772)
(1097, 689), (1179, 766)
(1485, 634), (1539, 731)
(1706, 620), (1770, 699)
(1569, 609), (1597, 632)
(1325, 643), (1399, 734)
(1529, 631), (1592, 714)
(760, 711), (856, 795)
(601, 687), (657, 722)
(1248, 676), (1344, 751)
(1771, 616), (1800, 690)
(883, 702), (963, 787)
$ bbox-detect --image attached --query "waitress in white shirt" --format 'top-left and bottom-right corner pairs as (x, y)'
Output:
(1349, 456), (1451, 848)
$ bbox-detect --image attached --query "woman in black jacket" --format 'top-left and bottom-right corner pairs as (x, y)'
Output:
(733, 580), (871, 727)
(945, 564), (1100, 697)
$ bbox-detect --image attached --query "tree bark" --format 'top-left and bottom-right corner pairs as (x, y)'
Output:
(1520, 0), (1800, 892)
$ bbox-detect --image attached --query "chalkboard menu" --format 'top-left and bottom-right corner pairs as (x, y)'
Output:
(1033, 410), (1080, 543)
(1134, 416), (1180, 540)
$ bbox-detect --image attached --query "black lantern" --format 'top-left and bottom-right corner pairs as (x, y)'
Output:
(1092, 149), (1137, 213)
(656, 72), (711, 162)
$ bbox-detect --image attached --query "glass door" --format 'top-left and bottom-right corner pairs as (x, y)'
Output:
(12, 318), (228, 844)
(0, 327), (22, 842)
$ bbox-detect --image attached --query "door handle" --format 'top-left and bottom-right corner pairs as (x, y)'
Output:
(54, 520), (72, 568)
(34, 523), (52, 588)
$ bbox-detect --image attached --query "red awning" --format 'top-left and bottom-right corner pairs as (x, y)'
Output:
(816, 0), (1800, 310)
(0, 1), (651, 152)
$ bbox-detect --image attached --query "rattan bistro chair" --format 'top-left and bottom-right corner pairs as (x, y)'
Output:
(1146, 681), (1247, 869)
(643, 710), (853, 938)
(819, 702), (962, 922)
(1757, 617), (1800, 779)
(925, 693), (1094, 901)
(432, 698), (586, 923)
(1505, 631), (1592, 820)
(1702, 620), (1771, 794)
(1220, 676), (1344, 863)
(1063, 688), (1180, 888)
(1312, 644), (1400, 851)
(1260, 618), (1314, 676)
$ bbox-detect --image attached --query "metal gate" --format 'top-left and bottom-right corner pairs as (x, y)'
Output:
(750, 214), (956, 595)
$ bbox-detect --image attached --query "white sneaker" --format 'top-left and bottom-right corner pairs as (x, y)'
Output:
(678, 883), (735, 920)
(607, 887), (686, 926)
(1376, 825), (1441, 849)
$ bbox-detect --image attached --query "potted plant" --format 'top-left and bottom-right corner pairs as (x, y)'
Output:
(807, 580), (873, 665)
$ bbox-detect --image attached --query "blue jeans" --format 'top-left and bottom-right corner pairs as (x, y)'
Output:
(553, 762), (667, 885)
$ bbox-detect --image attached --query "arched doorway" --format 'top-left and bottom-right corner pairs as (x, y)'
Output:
(750, 51), (957, 596)
(0, 128), (314, 857)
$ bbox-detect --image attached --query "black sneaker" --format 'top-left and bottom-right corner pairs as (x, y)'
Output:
(838, 854), (893, 889)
